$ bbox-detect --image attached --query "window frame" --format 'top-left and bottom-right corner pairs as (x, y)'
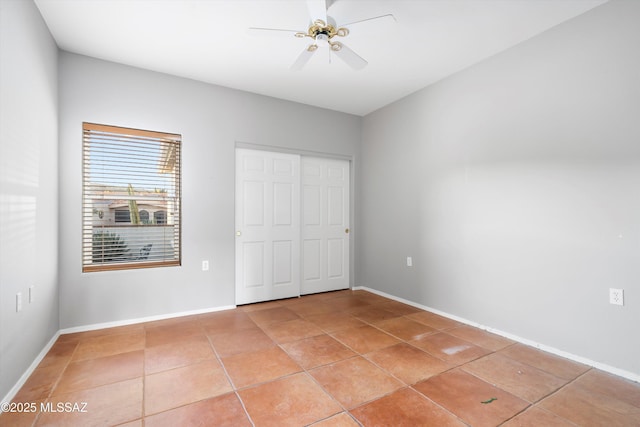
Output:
(82, 122), (182, 272)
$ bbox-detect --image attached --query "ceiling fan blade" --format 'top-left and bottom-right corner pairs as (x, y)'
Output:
(247, 27), (302, 38)
(306, 0), (327, 23)
(332, 42), (367, 70)
(341, 13), (396, 28)
(291, 46), (316, 71)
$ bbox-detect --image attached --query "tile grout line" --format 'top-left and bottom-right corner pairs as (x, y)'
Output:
(235, 311), (350, 423)
(497, 343), (597, 425)
(521, 367), (595, 424)
(30, 340), (79, 427)
(280, 340), (359, 425)
(237, 297), (382, 424)
(140, 320), (259, 424)
(407, 384), (472, 427)
(203, 317), (257, 427)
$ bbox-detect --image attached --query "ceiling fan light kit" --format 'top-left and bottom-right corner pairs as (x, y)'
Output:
(297, 20), (348, 53)
(296, 19), (348, 41)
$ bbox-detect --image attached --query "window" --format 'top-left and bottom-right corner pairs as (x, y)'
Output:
(154, 210), (167, 225)
(82, 122), (181, 272)
(114, 210), (131, 223)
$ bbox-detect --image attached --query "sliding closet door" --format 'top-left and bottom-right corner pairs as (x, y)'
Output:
(235, 149), (300, 305)
(301, 157), (350, 295)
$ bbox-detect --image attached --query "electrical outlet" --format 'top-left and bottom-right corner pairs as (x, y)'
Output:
(609, 288), (624, 306)
(406, 257), (413, 267)
(202, 260), (209, 271)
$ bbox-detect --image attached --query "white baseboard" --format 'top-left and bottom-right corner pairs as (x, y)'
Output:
(353, 286), (640, 383)
(2, 331), (60, 405)
(2, 304), (236, 405)
(59, 305), (236, 335)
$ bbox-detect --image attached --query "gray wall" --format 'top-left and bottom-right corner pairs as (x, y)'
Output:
(58, 52), (361, 328)
(0, 0), (59, 400)
(359, 0), (640, 376)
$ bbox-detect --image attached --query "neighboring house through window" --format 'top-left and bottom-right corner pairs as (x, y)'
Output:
(82, 122), (182, 272)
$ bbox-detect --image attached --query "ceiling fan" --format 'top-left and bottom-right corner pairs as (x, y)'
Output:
(248, 0), (395, 70)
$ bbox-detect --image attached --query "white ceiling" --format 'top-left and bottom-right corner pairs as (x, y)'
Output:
(35, 0), (607, 116)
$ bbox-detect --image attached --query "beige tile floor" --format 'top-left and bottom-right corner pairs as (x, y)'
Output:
(2, 289), (639, 426)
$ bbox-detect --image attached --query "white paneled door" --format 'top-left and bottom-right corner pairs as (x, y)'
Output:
(235, 149), (301, 305)
(301, 157), (350, 295)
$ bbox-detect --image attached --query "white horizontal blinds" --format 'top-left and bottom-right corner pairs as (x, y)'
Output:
(82, 122), (181, 272)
